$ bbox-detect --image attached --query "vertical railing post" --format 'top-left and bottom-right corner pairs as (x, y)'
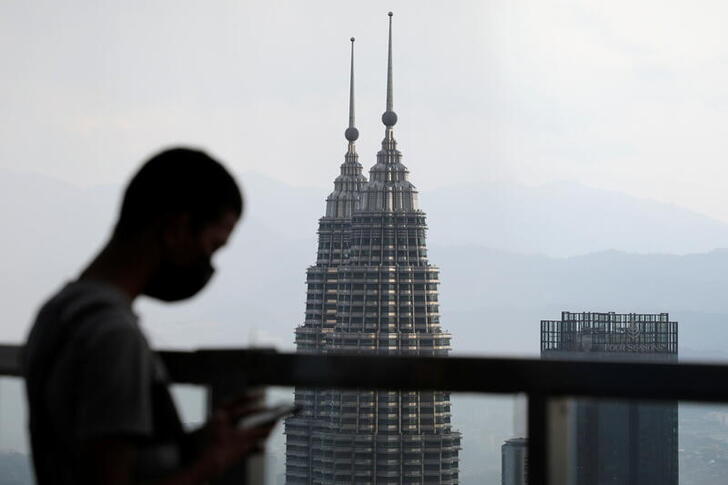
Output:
(528, 394), (576, 485)
(528, 393), (548, 485)
(209, 377), (266, 485)
(547, 398), (576, 485)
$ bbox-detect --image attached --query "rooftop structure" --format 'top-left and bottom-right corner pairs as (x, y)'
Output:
(541, 311), (678, 359)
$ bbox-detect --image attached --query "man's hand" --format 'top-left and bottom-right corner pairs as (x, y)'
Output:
(197, 408), (273, 477)
(195, 390), (274, 479)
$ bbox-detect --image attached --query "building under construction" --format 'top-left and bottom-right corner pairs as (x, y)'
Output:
(541, 312), (678, 485)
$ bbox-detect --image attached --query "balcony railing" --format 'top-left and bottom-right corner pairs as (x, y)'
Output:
(2, 343), (728, 484)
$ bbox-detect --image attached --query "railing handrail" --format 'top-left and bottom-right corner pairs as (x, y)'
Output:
(5, 343), (726, 484)
(3, 344), (728, 403)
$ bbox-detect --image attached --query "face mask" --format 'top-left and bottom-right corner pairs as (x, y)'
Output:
(143, 255), (215, 302)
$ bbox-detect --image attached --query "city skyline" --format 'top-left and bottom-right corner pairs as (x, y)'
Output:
(2, 3), (728, 485)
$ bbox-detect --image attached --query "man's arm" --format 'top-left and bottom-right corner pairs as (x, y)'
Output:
(81, 414), (273, 485)
(78, 317), (276, 484)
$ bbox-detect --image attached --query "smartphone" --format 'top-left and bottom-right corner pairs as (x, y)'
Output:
(237, 403), (301, 430)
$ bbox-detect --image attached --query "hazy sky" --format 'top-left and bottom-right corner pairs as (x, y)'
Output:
(3, 1), (728, 220)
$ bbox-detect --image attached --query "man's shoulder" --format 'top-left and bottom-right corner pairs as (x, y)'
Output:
(26, 280), (143, 365)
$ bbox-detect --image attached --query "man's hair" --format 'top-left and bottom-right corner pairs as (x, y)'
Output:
(113, 147), (243, 239)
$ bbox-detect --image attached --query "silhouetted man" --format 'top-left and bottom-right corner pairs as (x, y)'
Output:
(23, 148), (270, 484)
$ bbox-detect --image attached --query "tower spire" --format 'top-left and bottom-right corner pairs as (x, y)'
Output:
(323, 36), (367, 219)
(345, 37), (359, 146)
(382, 12), (398, 129)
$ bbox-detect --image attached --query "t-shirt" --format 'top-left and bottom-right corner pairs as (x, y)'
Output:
(23, 280), (185, 484)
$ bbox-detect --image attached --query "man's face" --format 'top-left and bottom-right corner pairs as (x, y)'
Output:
(195, 210), (239, 259)
(143, 210), (239, 302)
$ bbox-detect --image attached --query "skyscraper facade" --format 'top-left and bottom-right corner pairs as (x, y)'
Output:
(541, 311), (678, 485)
(285, 13), (460, 484)
(284, 36), (368, 483)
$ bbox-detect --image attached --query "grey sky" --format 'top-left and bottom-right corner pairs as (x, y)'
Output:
(2, 1), (728, 220)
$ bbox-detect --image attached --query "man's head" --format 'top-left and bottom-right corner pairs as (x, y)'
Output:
(113, 147), (243, 301)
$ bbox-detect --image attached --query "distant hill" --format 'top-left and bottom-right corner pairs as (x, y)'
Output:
(424, 181), (728, 256)
(4, 168), (728, 355)
(430, 245), (728, 356)
(240, 172), (728, 256)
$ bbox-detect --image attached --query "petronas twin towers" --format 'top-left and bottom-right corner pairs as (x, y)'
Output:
(285, 13), (461, 484)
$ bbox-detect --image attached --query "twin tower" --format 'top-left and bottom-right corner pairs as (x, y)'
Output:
(285, 13), (461, 484)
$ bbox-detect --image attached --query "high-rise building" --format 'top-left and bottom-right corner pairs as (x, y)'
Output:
(285, 13), (460, 484)
(501, 438), (528, 485)
(284, 36), (368, 482)
(541, 311), (678, 485)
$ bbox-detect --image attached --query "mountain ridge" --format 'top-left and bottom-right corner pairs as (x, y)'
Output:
(3, 167), (728, 357)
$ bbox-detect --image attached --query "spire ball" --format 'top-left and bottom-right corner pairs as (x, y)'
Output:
(351, 37), (355, 42)
(388, 11), (393, 16)
(382, 111), (398, 127)
(345, 127), (359, 141)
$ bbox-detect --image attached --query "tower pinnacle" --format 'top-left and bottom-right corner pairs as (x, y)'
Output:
(323, 37), (367, 219)
(344, 37), (359, 143)
(382, 12), (397, 127)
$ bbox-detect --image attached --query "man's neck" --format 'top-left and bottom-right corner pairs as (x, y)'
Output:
(80, 237), (156, 302)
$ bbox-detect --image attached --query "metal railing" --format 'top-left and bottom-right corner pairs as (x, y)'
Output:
(3, 344), (728, 484)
